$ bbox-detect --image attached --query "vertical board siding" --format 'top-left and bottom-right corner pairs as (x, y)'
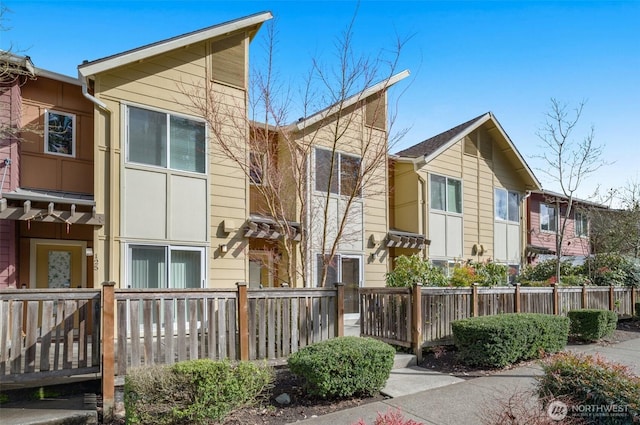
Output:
(0, 289), (101, 384)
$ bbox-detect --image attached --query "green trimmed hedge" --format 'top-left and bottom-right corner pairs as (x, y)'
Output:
(452, 313), (569, 368)
(124, 359), (273, 424)
(288, 336), (395, 399)
(568, 309), (618, 341)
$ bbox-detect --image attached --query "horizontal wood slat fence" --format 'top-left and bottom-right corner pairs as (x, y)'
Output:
(0, 289), (101, 384)
(360, 284), (639, 361)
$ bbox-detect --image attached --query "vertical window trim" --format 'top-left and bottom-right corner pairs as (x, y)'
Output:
(44, 109), (76, 158)
(126, 104), (207, 174)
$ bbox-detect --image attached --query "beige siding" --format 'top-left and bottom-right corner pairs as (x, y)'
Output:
(391, 162), (420, 234)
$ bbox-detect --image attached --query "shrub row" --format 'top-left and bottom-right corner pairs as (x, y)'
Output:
(538, 352), (640, 424)
(124, 359), (273, 424)
(452, 313), (569, 368)
(568, 309), (618, 341)
(288, 336), (395, 399)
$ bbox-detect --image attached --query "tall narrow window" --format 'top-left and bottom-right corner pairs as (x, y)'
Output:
(575, 211), (588, 237)
(45, 110), (76, 157)
(315, 148), (338, 193)
(430, 174), (462, 213)
(249, 152), (265, 185)
(314, 148), (361, 196)
(495, 188), (519, 222)
(540, 204), (557, 232)
(340, 154), (361, 196)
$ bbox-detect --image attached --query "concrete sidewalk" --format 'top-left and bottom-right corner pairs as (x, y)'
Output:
(289, 337), (640, 425)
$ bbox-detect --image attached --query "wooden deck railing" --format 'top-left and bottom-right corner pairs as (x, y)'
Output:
(0, 289), (101, 384)
(360, 284), (639, 360)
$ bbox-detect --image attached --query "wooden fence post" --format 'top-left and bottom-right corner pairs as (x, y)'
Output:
(582, 284), (588, 309)
(236, 283), (249, 361)
(609, 285), (615, 312)
(102, 281), (116, 422)
(335, 282), (344, 337)
(412, 283), (422, 362)
(514, 284), (521, 313)
(472, 283), (479, 317)
(631, 288), (637, 317)
(552, 283), (559, 315)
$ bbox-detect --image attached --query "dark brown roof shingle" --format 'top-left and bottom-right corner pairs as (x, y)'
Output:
(395, 112), (489, 158)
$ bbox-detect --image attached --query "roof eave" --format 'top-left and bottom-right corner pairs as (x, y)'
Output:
(78, 11), (273, 77)
(294, 69), (410, 131)
(421, 112), (491, 164)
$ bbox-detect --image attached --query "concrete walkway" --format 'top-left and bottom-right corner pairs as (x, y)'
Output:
(288, 337), (640, 425)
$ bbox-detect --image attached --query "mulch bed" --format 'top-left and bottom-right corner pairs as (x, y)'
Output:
(102, 318), (640, 424)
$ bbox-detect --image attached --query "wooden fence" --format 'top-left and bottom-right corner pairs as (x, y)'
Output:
(109, 283), (344, 376)
(0, 289), (101, 384)
(360, 284), (640, 360)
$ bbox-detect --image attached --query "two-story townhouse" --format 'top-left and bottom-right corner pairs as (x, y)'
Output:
(526, 189), (603, 264)
(391, 112), (541, 276)
(78, 12), (273, 290)
(246, 71), (409, 316)
(1, 52), (101, 289)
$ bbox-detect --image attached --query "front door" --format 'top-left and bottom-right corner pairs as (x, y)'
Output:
(31, 240), (86, 289)
(341, 256), (361, 316)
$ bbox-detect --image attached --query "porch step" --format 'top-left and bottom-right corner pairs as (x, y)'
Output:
(392, 353), (417, 369)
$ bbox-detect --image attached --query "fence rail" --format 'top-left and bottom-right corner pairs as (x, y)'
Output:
(111, 284), (343, 376)
(0, 289), (101, 384)
(360, 284), (639, 356)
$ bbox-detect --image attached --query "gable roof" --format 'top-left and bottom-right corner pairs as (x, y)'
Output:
(395, 112), (541, 190)
(78, 11), (272, 77)
(294, 69), (410, 131)
(395, 113), (487, 158)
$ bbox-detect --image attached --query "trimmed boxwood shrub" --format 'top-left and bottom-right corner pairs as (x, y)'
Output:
(124, 359), (273, 424)
(568, 309), (618, 341)
(452, 313), (569, 368)
(288, 336), (395, 399)
(538, 352), (639, 424)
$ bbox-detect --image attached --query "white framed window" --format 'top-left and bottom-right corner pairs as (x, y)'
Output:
(45, 110), (76, 157)
(495, 188), (519, 222)
(575, 211), (588, 237)
(127, 105), (206, 174)
(128, 245), (205, 289)
(430, 174), (462, 214)
(314, 148), (361, 197)
(540, 204), (557, 232)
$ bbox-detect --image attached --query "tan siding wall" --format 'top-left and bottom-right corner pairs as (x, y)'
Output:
(94, 38), (250, 288)
(391, 162), (420, 234)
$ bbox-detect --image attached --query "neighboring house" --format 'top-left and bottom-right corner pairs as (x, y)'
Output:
(391, 112), (541, 276)
(0, 52), (101, 289)
(526, 189), (602, 264)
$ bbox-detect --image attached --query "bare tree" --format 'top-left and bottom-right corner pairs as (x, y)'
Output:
(181, 14), (409, 287)
(536, 99), (606, 283)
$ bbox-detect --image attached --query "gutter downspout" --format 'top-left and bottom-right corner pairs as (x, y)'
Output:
(522, 190), (532, 265)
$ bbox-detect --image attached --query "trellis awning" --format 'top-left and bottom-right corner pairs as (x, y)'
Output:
(244, 215), (301, 241)
(0, 188), (104, 226)
(386, 229), (429, 249)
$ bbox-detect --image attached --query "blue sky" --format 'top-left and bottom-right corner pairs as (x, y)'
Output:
(2, 1), (638, 201)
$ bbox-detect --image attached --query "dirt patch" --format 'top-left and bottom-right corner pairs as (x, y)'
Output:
(102, 318), (640, 425)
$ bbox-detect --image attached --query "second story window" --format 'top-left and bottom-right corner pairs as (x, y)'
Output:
(495, 188), (519, 222)
(540, 203), (557, 232)
(314, 148), (361, 197)
(575, 211), (588, 237)
(45, 110), (75, 157)
(127, 106), (205, 173)
(430, 174), (462, 214)
(249, 152), (265, 185)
